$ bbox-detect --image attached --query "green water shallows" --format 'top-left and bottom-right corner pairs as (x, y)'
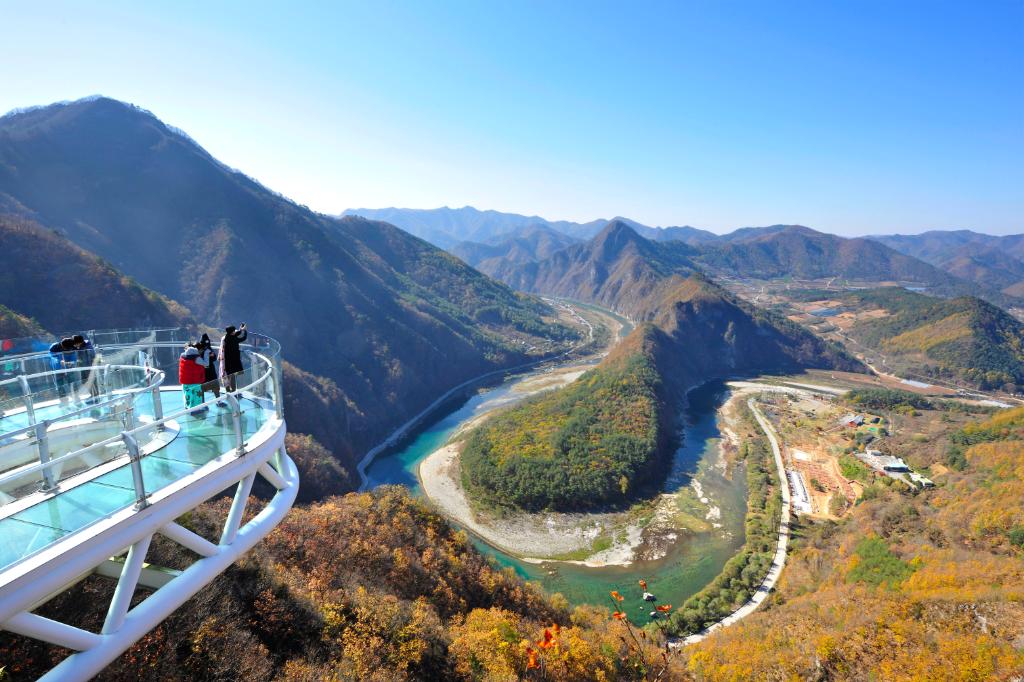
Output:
(365, 377), (747, 622)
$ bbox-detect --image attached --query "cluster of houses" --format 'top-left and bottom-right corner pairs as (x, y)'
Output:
(855, 449), (934, 488)
(837, 413), (933, 488)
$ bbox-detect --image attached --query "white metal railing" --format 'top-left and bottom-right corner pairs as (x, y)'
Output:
(0, 348), (276, 513)
(0, 328), (183, 366)
(0, 329), (294, 682)
(0, 369), (165, 491)
(0, 363), (160, 420)
(111, 348), (277, 512)
(1, 330), (284, 508)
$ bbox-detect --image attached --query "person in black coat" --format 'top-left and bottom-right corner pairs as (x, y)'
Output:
(198, 333), (223, 404)
(218, 323), (247, 392)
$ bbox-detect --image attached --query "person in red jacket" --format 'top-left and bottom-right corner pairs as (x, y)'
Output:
(179, 343), (209, 414)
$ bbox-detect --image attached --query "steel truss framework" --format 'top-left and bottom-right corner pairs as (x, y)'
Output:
(0, 416), (295, 682)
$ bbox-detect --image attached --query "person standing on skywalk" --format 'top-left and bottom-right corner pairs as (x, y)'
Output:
(198, 333), (224, 406)
(178, 343), (209, 416)
(218, 323), (247, 393)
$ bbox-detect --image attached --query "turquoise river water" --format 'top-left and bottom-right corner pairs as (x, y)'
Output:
(364, 314), (747, 620)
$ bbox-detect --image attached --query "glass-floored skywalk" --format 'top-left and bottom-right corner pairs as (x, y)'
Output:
(0, 390), (272, 571)
(0, 329), (285, 575)
(0, 329), (295, 682)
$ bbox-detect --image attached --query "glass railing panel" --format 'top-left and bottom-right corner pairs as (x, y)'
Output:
(0, 327), (286, 573)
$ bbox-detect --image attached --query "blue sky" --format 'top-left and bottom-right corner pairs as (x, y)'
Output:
(2, 1), (1021, 235)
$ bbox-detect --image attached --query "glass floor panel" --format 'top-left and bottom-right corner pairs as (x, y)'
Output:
(0, 518), (67, 570)
(0, 391), (270, 573)
(10, 481), (137, 534)
(0, 389), (165, 436)
(93, 455), (203, 495)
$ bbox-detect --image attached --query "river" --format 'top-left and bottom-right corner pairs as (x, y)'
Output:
(364, 307), (747, 621)
(365, 378), (748, 621)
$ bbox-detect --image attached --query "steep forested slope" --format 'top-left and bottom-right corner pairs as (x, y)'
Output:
(461, 324), (673, 511)
(840, 287), (1024, 390)
(0, 304), (45, 340)
(0, 97), (575, 472)
(501, 220), (699, 317)
(0, 486), (686, 681)
(646, 273), (859, 379)
(0, 214), (192, 331)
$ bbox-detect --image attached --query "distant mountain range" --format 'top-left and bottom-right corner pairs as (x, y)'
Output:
(869, 231), (1024, 297)
(505, 220), (860, 380)
(351, 206), (1023, 306)
(342, 206), (733, 249)
(470, 218), (1024, 393)
(341, 206), (608, 248)
(688, 225), (970, 290)
(449, 224), (581, 274)
(0, 97), (574, 477)
(466, 220), (1008, 307)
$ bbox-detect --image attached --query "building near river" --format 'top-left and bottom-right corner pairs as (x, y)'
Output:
(855, 450), (933, 488)
(786, 469), (812, 514)
(839, 413), (864, 427)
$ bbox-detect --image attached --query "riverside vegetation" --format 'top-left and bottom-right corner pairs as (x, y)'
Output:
(666, 402), (783, 637)
(460, 325), (669, 512)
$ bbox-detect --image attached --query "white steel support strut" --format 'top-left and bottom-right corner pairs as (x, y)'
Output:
(0, 418), (296, 682)
(0, 332), (296, 681)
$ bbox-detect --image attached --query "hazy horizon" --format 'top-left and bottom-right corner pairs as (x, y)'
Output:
(340, 204), (1022, 238)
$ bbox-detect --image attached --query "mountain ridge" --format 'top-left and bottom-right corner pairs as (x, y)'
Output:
(870, 230), (1024, 295)
(497, 220), (860, 376)
(0, 96), (576, 476)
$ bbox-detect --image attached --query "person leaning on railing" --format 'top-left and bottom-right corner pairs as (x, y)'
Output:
(218, 323), (247, 393)
(72, 334), (99, 402)
(48, 337), (78, 404)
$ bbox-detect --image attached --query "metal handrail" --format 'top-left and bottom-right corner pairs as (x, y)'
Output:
(0, 328), (186, 365)
(0, 349), (277, 509)
(99, 349), (278, 511)
(0, 364), (130, 389)
(1, 363), (161, 403)
(0, 365), (165, 440)
(0, 332), (281, 370)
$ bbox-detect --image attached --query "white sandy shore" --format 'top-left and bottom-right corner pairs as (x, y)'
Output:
(419, 442), (614, 559)
(417, 304), (726, 567)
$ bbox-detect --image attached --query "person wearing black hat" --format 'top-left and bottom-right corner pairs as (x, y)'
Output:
(218, 323), (247, 392)
(48, 337), (78, 404)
